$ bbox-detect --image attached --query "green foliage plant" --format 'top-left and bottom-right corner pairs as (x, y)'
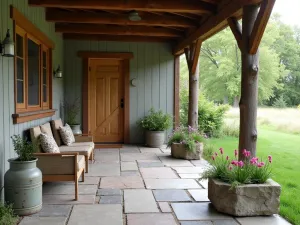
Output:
(273, 96), (287, 108)
(137, 108), (172, 131)
(11, 135), (36, 161)
(201, 148), (272, 188)
(0, 203), (18, 225)
(167, 126), (206, 152)
(62, 98), (81, 125)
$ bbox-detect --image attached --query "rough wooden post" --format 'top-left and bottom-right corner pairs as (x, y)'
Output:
(188, 60), (199, 128)
(239, 5), (260, 160)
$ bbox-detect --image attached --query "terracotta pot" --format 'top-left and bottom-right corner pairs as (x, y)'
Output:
(208, 178), (281, 216)
(171, 143), (203, 160)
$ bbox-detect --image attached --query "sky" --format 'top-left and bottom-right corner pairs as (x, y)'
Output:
(273, 0), (300, 27)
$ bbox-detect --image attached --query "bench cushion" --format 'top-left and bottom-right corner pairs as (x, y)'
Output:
(50, 119), (63, 146)
(59, 124), (75, 146)
(59, 145), (93, 157)
(70, 142), (94, 149)
(30, 126), (42, 153)
(40, 133), (60, 153)
(40, 122), (54, 137)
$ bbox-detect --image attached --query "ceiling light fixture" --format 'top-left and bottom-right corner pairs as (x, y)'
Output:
(128, 10), (141, 21)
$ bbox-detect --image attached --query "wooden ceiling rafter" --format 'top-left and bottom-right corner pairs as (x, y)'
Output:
(28, 0), (217, 14)
(55, 24), (184, 37)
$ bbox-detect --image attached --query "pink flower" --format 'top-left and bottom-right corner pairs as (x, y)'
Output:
(231, 160), (239, 166)
(268, 155), (272, 163)
(238, 161), (244, 167)
(257, 162), (265, 168)
(234, 150), (238, 158)
(214, 152), (218, 156)
(242, 149), (251, 158)
(229, 166), (233, 171)
(212, 156), (215, 161)
(226, 156), (229, 161)
(250, 157), (258, 165)
(219, 148), (224, 155)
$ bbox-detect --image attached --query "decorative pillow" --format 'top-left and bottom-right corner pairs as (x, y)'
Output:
(39, 133), (60, 153)
(59, 124), (75, 146)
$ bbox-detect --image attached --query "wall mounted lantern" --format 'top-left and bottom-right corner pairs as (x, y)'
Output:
(54, 65), (63, 78)
(0, 29), (14, 57)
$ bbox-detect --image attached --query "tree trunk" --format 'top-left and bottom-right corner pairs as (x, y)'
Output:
(188, 60), (199, 129)
(239, 5), (260, 161)
(233, 96), (239, 107)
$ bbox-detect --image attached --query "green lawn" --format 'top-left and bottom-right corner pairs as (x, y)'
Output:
(207, 127), (300, 225)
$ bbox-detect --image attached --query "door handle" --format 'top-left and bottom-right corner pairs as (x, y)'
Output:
(120, 98), (124, 108)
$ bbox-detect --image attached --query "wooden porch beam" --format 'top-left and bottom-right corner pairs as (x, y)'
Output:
(190, 40), (202, 74)
(28, 0), (216, 14)
(63, 34), (175, 43)
(173, 0), (245, 55)
(249, 0), (276, 54)
(46, 9), (196, 28)
(56, 24), (183, 37)
(227, 17), (243, 50)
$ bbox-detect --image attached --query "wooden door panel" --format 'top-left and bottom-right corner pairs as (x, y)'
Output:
(89, 59), (124, 143)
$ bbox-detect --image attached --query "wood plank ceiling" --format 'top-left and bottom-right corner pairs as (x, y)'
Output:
(28, 0), (263, 55)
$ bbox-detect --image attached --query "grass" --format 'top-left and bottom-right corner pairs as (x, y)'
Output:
(207, 126), (300, 225)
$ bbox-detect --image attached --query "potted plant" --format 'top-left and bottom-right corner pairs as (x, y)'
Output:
(167, 126), (205, 160)
(201, 148), (281, 216)
(4, 135), (42, 216)
(137, 108), (172, 147)
(62, 98), (82, 134)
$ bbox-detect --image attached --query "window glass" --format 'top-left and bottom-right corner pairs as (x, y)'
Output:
(17, 80), (24, 104)
(16, 34), (23, 57)
(27, 39), (40, 106)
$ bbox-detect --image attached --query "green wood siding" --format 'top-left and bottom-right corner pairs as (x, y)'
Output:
(64, 40), (174, 143)
(0, 0), (64, 196)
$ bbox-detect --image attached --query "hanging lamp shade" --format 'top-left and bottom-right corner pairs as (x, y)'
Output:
(1, 29), (15, 57)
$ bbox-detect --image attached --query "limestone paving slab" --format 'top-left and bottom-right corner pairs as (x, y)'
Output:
(68, 205), (123, 225)
(19, 217), (67, 225)
(158, 202), (172, 212)
(43, 184), (97, 195)
(100, 176), (144, 189)
(121, 162), (138, 171)
(120, 148), (141, 153)
(188, 189), (209, 202)
(236, 215), (292, 225)
(86, 162), (120, 177)
(121, 171), (141, 176)
(213, 220), (240, 225)
(180, 222), (213, 225)
(159, 156), (194, 167)
(124, 189), (159, 213)
(199, 179), (208, 189)
(97, 188), (122, 196)
(171, 203), (230, 220)
(55, 177), (100, 185)
(153, 190), (191, 202)
(139, 147), (162, 153)
(127, 213), (177, 225)
(43, 195), (95, 205)
(94, 151), (120, 162)
(121, 153), (159, 161)
(30, 205), (72, 217)
(145, 178), (201, 189)
(99, 195), (123, 204)
(140, 167), (178, 179)
(179, 174), (201, 179)
(137, 160), (165, 168)
(172, 167), (205, 174)
(190, 159), (210, 167)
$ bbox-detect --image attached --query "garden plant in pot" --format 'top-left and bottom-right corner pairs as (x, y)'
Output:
(62, 98), (82, 135)
(137, 108), (172, 148)
(201, 148), (281, 216)
(168, 126), (205, 160)
(4, 135), (42, 216)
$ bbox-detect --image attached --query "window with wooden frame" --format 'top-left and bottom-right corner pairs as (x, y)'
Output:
(11, 6), (55, 124)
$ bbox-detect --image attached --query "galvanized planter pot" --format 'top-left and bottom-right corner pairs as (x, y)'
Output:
(70, 124), (82, 135)
(208, 178), (281, 216)
(171, 143), (203, 160)
(4, 158), (42, 216)
(145, 131), (165, 148)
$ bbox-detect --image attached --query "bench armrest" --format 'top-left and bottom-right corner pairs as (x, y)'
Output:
(74, 135), (93, 142)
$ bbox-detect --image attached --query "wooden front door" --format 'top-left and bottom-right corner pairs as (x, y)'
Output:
(89, 59), (124, 143)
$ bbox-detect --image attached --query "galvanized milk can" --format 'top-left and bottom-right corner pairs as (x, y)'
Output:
(4, 158), (42, 216)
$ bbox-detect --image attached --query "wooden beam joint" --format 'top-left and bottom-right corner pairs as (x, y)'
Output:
(227, 17), (243, 50)
(185, 40), (202, 75)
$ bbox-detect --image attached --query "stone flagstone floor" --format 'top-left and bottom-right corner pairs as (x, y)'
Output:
(19, 145), (291, 225)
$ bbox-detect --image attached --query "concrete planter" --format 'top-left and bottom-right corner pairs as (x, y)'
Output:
(146, 131), (165, 147)
(208, 178), (281, 216)
(171, 143), (203, 160)
(70, 124), (82, 135)
(4, 158), (42, 216)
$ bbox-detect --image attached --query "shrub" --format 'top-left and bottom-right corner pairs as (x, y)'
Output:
(137, 108), (172, 131)
(61, 98), (81, 125)
(201, 148), (272, 187)
(202, 143), (216, 160)
(0, 203), (18, 225)
(273, 96), (287, 108)
(11, 135), (37, 161)
(221, 122), (239, 137)
(167, 126), (206, 152)
(180, 92), (229, 137)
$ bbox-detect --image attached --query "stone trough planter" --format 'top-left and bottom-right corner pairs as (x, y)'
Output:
(171, 143), (203, 160)
(208, 178), (281, 216)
